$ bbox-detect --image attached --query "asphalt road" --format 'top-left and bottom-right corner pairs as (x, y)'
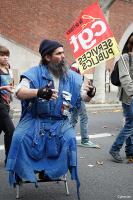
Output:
(0, 110), (133, 200)
(75, 108), (123, 135)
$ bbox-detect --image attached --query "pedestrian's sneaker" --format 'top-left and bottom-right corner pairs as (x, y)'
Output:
(78, 141), (100, 148)
(109, 150), (123, 163)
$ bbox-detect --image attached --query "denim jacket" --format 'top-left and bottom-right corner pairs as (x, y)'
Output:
(21, 64), (83, 118)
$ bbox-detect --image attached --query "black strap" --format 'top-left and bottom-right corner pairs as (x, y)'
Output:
(128, 53), (132, 67)
(0, 74), (2, 100)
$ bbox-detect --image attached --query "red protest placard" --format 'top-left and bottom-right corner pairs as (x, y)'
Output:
(66, 1), (120, 74)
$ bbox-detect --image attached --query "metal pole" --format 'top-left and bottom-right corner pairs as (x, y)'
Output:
(99, 0), (116, 13)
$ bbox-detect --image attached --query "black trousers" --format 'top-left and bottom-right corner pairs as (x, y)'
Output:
(0, 103), (15, 159)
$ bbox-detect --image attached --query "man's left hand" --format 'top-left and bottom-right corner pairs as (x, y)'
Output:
(87, 85), (96, 98)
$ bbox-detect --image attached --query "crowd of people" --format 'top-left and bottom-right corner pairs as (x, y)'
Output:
(0, 34), (133, 198)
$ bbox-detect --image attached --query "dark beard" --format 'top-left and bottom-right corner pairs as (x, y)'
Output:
(47, 60), (68, 78)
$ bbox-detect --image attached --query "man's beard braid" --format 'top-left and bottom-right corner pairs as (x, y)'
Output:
(48, 60), (68, 78)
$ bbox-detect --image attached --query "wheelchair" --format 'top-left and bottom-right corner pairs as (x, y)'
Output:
(15, 173), (69, 199)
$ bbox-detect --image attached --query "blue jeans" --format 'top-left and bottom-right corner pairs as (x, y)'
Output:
(70, 101), (89, 143)
(111, 100), (133, 156)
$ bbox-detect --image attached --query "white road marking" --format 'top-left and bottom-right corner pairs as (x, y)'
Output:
(76, 133), (112, 141)
(0, 133), (112, 151)
(0, 145), (4, 151)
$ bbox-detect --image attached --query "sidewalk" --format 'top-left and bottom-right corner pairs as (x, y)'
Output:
(86, 102), (121, 111)
(86, 91), (121, 111)
(10, 91), (122, 117)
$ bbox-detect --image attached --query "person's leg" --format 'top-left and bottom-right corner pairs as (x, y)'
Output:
(110, 101), (133, 162)
(70, 106), (79, 128)
(0, 104), (15, 162)
(79, 101), (89, 143)
(125, 104), (133, 158)
(70, 101), (99, 148)
(125, 136), (133, 158)
(79, 101), (100, 148)
(0, 124), (2, 134)
(3, 116), (15, 158)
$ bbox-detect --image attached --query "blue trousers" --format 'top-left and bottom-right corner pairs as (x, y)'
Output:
(70, 101), (89, 143)
(111, 100), (133, 156)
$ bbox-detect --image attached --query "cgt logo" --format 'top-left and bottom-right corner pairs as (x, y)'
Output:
(70, 19), (107, 53)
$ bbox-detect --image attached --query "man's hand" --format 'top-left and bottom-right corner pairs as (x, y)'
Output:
(81, 78), (96, 101)
(37, 87), (58, 100)
(87, 85), (96, 98)
(0, 85), (13, 93)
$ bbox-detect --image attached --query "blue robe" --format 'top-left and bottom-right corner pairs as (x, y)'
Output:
(6, 64), (83, 199)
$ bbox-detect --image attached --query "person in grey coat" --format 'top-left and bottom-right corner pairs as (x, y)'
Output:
(109, 35), (133, 162)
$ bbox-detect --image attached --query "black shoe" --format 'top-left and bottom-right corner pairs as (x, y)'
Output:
(109, 150), (123, 163)
(127, 156), (133, 163)
(126, 155), (133, 159)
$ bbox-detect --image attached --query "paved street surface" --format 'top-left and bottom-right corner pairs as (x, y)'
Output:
(0, 109), (133, 200)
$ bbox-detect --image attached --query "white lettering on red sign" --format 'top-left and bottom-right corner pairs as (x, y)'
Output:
(70, 20), (107, 53)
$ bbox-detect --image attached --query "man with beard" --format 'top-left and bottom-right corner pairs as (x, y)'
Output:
(6, 39), (95, 199)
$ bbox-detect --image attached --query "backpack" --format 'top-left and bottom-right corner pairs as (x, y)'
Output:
(110, 60), (120, 86)
(110, 54), (132, 87)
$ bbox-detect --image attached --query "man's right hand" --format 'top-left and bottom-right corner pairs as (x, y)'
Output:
(0, 85), (13, 93)
(37, 87), (58, 100)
